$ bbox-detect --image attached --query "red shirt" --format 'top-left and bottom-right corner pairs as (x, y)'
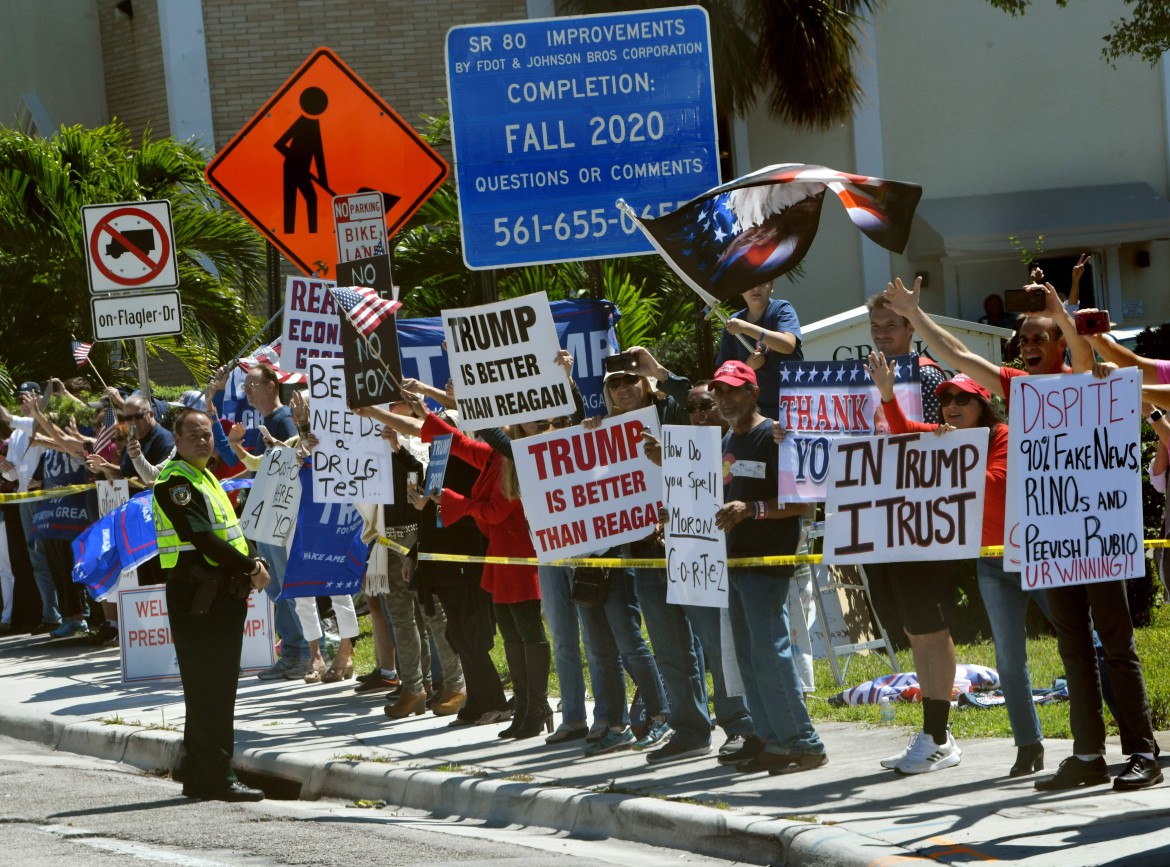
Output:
(420, 413), (539, 604)
(882, 396), (1008, 547)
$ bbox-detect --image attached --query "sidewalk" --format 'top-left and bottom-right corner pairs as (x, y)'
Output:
(3, 632), (1170, 866)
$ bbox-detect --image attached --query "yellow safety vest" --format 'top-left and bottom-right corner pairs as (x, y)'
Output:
(154, 460), (249, 570)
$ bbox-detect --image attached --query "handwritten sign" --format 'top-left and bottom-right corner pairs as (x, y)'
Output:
(823, 429), (987, 565)
(513, 406), (661, 563)
(442, 292), (571, 431)
(340, 312), (402, 409)
(661, 425), (727, 608)
(308, 357), (393, 503)
(1009, 370), (1143, 589)
(239, 446), (302, 544)
(118, 585), (275, 684)
(96, 479), (137, 591)
(777, 357), (923, 502)
(279, 276), (339, 372)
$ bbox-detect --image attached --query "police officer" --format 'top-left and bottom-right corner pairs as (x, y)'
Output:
(154, 407), (270, 802)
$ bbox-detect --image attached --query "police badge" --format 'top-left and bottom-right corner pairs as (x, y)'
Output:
(171, 484), (192, 506)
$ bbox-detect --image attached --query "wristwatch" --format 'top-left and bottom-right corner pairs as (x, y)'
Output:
(1150, 410), (1165, 424)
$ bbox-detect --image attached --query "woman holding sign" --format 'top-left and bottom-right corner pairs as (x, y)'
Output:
(867, 351), (1047, 778)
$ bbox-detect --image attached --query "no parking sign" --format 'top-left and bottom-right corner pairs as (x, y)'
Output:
(82, 199), (179, 293)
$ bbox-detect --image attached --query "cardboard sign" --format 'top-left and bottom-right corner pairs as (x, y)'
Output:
(239, 446), (302, 544)
(1009, 370), (1143, 589)
(118, 585), (275, 684)
(823, 429), (988, 565)
(513, 406), (661, 563)
(777, 357), (923, 502)
(661, 425), (727, 608)
(280, 275), (339, 373)
(442, 292), (571, 431)
(308, 356), (393, 502)
(340, 311), (402, 408)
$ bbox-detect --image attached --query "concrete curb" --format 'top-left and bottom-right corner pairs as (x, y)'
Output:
(1, 710), (927, 865)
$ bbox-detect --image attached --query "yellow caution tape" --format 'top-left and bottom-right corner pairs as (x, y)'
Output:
(0, 483), (96, 504)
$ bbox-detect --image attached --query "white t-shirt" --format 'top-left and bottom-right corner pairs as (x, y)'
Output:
(7, 416), (44, 493)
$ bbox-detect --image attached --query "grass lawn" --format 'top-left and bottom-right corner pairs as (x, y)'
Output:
(346, 597), (1170, 742)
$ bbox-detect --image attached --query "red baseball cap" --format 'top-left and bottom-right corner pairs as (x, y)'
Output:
(936, 373), (991, 401)
(708, 360), (757, 389)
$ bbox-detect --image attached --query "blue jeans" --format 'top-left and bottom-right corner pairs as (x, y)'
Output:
(19, 501), (57, 624)
(603, 565), (668, 719)
(685, 603), (753, 736)
(634, 568), (712, 747)
(728, 568), (823, 755)
(258, 540), (309, 662)
(977, 557), (1048, 747)
(539, 564), (588, 726)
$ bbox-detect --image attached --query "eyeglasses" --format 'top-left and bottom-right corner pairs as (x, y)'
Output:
(938, 392), (976, 408)
(606, 374), (641, 388)
(547, 418), (572, 429)
(686, 400), (716, 414)
(122, 412), (148, 421)
(243, 381), (264, 391)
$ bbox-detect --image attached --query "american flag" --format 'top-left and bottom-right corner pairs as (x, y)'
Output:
(625, 164), (922, 303)
(236, 341), (307, 385)
(91, 405), (119, 456)
(72, 340), (93, 367)
(328, 285), (401, 337)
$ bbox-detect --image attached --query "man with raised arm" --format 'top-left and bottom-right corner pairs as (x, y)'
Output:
(883, 277), (1161, 793)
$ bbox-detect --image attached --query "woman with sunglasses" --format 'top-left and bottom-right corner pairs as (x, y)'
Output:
(867, 351), (1047, 778)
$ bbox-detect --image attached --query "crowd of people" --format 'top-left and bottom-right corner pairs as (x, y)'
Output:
(2, 260), (1170, 800)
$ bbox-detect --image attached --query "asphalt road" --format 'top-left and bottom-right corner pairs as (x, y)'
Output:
(0, 736), (732, 867)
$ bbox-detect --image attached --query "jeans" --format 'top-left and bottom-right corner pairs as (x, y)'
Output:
(257, 539), (308, 662)
(977, 557), (1048, 747)
(685, 603), (753, 736)
(19, 501), (57, 624)
(575, 584), (627, 728)
(539, 564), (588, 726)
(602, 566), (668, 719)
(728, 568), (823, 755)
(634, 568), (711, 747)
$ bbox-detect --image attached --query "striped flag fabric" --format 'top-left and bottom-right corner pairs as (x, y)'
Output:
(237, 341), (307, 385)
(623, 164), (922, 303)
(328, 285), (401, 337)
(72, 340), (93, 367)
(91, 405), (119, 457)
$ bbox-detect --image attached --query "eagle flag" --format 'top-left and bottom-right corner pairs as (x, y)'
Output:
(623, 164), (922, 304)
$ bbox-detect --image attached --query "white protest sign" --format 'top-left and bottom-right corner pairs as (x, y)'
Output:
(513, 405), (661, 563)
(96, 479), (138, 591)
(239, 446), (302, 544)
(1009, 369), (1143, 589)
(823, 429), (987, 565)
(777, 357), (924, 502)
(308, 356), (393, 503)
(662, 425), (727, 608)
(442, 291), (572, 431)
(279, 275), (339, 372)
(118, 586), (275, 683)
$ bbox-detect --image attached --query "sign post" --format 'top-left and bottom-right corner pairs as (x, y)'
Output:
(333, 191), (396, 300)
(446, 7), (719, 268)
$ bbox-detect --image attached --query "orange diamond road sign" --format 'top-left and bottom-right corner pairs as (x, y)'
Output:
(207, 47), (448, 277)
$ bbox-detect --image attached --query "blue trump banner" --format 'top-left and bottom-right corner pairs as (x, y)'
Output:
(281, 466), (368, 598)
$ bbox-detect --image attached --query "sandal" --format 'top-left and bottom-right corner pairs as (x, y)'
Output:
(546, 722), (588, 744)
(322, 660), (354, 683)
(303, 658), (327, 684)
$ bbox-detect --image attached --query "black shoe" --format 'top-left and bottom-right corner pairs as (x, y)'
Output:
(1113, 755), (1164, 791)
(183, 781), (265, 802)
(1035, 756), (1110, 791)
(736, 750), (794, 774)
(646, 739), (712, 765)
(353, 674), (401, 695)
(87, 622), (119, 646)
(767, 752), (828, 776)
(718, 735), (765, 766)
(1010, 743), (1044, 777)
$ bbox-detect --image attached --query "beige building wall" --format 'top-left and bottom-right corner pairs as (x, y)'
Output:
(96, 0), (170, 139)
(0, 0), (107, 131)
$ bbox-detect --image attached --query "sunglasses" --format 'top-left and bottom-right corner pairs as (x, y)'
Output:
(607, 374), (642, 388)
(243, 381), (264, 391)
(122, 411), (149, 421)
(686, 400), (717, 413)
(547, 418), (572, 429)
(938, 392), (976, 408)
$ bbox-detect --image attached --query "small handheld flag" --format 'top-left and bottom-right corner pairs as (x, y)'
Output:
(328, 285), (401, 338)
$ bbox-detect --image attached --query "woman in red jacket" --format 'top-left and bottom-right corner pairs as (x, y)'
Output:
(867, 351), (1047, 778)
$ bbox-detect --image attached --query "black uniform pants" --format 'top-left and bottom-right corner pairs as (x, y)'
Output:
(167, 578), (247, 794)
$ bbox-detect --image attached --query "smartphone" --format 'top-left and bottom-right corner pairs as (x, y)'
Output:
(1004, 288), (1047, 313)
(128, 423), (137, 440)
(1075, 309), (1111, 335)
(407, 471), (419, 487)
(603, 352), (638, 375)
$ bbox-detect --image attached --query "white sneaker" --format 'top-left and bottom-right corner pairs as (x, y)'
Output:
(881, 733), (917, 770)
(895, 731), (961, 775)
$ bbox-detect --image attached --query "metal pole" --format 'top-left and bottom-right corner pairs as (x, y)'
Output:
(134, 337), (151, 402)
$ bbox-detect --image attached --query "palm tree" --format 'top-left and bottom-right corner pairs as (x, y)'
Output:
(565, 0), (882, 129)
(0, 122), (266, 391)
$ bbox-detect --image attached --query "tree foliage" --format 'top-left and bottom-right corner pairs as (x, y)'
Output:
(0, 122), (266, 390)
(988, 0), (1170, 66)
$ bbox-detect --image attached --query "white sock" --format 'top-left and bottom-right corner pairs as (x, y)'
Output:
(381, 668), (397, 679)
(1074, 753), (1101, 762)
(1134, 752), (1155, 761)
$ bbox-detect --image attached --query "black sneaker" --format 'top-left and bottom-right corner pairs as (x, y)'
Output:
(353, 674), (401, 695)
(767, 752), (828, 776)
(87, 622), (119, 646)
(1035, 756), (1110, 791)
(183, 781), (265, 802)
(1113, 755), (1164, 791)
(646, 739), (711, 765)
(717, 734), (765, 766)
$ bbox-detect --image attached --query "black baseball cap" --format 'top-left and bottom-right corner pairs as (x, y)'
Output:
(17, 381), (42, 395)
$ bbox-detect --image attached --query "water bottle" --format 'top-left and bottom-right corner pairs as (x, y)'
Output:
(879, 696), (895, 725)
